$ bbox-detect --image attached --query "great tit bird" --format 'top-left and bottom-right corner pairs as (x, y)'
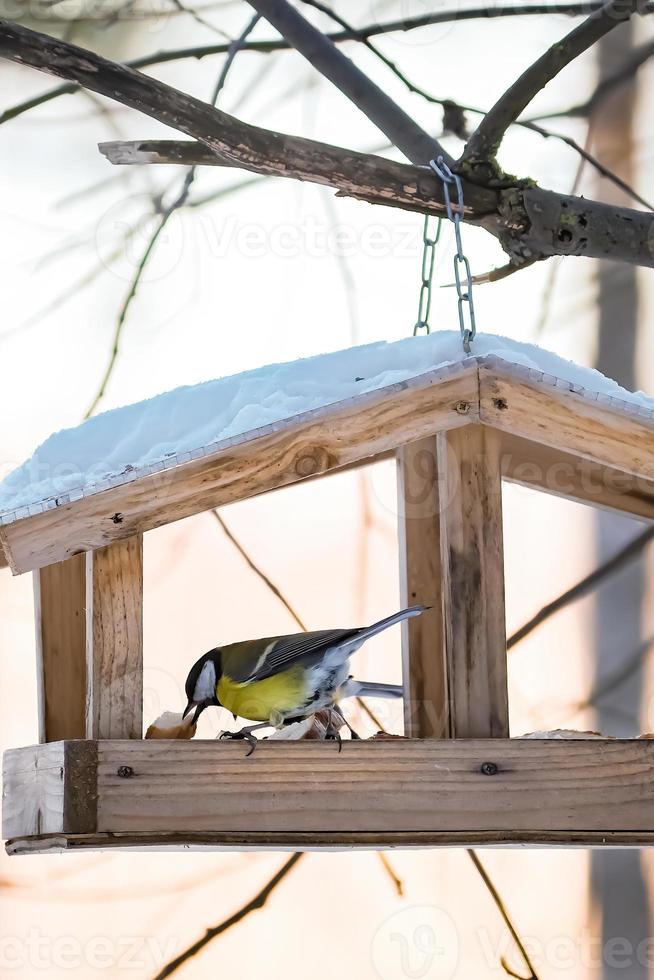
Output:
(183, 605), (425, 749)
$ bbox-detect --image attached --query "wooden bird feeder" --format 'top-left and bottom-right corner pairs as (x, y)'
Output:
(3, 353), (654, 854)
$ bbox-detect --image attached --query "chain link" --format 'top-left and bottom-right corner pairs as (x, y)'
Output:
(429, 156), (476, 354)
(413, 213), (442, 336)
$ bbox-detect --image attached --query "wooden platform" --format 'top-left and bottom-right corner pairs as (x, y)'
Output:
(5, 739), (654, 853)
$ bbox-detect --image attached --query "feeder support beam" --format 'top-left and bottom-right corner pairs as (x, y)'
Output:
(34, 555), (87, 742)
(397, 438), (449, 738)
(437, 425), (509, 738)
(86, 535), (144, 740)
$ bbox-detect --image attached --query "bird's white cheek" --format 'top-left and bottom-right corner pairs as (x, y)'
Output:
(194, 661), (216, 701)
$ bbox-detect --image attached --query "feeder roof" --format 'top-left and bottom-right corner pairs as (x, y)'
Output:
(1, 331), (654, 575)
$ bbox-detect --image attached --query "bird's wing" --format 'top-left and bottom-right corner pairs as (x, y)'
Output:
(221, 628), (359, 683)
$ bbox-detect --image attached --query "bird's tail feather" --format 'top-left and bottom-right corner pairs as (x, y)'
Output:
(357, 605), (427, 644)
(353, 681), (404, 699)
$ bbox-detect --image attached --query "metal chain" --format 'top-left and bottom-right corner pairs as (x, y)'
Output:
(413, 213), (442, 336)
(429, 156), (477, 354)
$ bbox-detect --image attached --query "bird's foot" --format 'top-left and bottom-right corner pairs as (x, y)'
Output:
(324, 722), (343, 753)
(219, 728), (259, 757)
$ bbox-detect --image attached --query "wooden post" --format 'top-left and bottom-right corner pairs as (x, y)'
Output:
(34, 555), (87, 742)
(397, 438), (449, 737)
(86, 535), (143, 739)
(437, 425), (509, 738)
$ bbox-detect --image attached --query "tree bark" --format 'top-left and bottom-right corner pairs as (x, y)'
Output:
(591, 22), (650, 980)
(1, 20), (654, 269)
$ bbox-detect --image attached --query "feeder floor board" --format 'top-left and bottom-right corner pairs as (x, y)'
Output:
(4, 739), (654, 852)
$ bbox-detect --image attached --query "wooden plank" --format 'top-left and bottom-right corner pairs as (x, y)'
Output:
(396, 438), (448, 737)
(86, 536), (143, 739)
(7, 740), (654, 845)
(480, 362), (654, 485)
(500, 432), (654, 522)
(34, 555), (87, 742)
(83, 739), (654, 835)
(2, 743), (97, 840)
(10, 829), (654, 853)
(437, 425), (509, 738)
(0, 366), (479, 574)
(2, 743), (66, 838)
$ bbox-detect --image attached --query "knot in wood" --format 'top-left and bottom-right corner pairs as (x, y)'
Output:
(117, 765), (134, 779)
(455, 401), (471, 415)
(295, 447), (331, 478)
(480, 761), (498, 776)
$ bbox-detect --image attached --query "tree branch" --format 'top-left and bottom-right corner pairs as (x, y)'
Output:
(2, 20), (654, 268)
(4, 5), (652, 128)
(99, 138), (654, 268)
(154, 853), (303, 979)
(0, 21), (492, 217)
(294, 2), (651, 212)
(571, 634), (654, 713)
(84, 15), (261, 419)
(212, 510), (308, 631)
(467, 851), (539, 980)
(244, 0), (449, 166)
(508, 526), (654, 651)
(529, 35), (654, 121)
(462, 0), (641, 176)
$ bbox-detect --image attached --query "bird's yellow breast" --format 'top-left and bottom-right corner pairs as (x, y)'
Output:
(217, 667), (307, 723)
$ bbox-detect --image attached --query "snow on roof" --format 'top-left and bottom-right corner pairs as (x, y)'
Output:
(1, 330), (653, 520)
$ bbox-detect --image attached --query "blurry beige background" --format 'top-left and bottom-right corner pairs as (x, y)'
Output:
(1, 1), (654, 976)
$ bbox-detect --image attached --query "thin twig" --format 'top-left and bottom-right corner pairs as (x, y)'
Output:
(462, 0), (640, 170)
(212, 509), (390, 734)
(378, 852), (404, 896)
(168, 0), (231, 39)
(525, 118), (654, 211)
(533, 118), (593, 336)
(82, 13), (260, 418)
(529, 36), (654, 121)
(299, 0), (466, 135)
(153, 853), (303, 979)
(445, 257), (539, 286)
(82, 178), (192, 418)
(571, 634), (654, 713)
(300, 0), (645, 207)
(212, 511), (308, 630)
(7, 3), (638, 126)
(246, 0), (448, 166)
(508, 526), (654, 651)
(467, 851), (538, 980)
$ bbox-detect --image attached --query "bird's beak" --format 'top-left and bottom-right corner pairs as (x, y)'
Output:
(183, 699), (211, 725)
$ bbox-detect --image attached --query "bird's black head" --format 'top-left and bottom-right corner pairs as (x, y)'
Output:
(183, 649), (222, 725)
